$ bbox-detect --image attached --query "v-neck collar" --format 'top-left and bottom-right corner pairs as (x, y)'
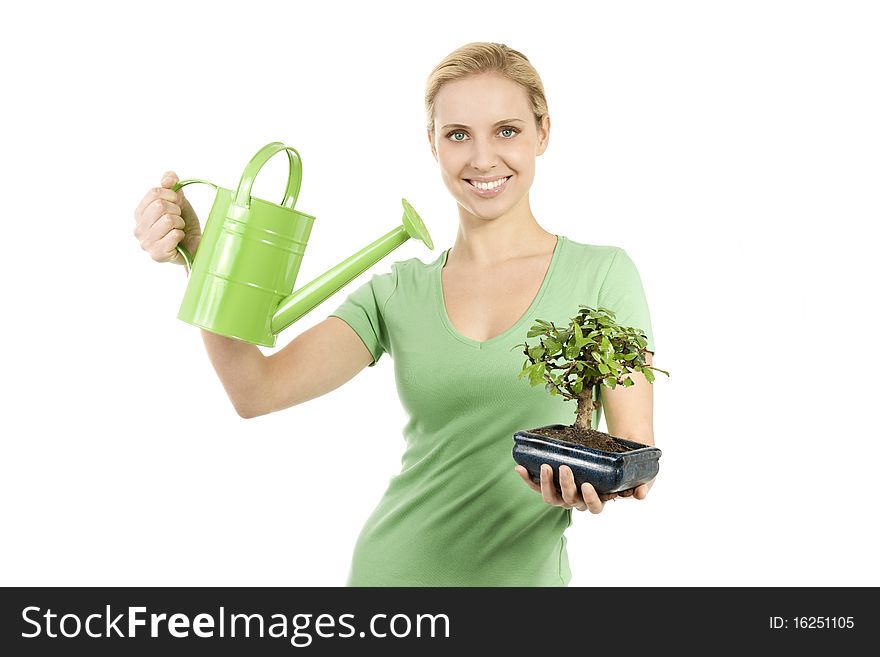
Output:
(434, 235), (565, 349)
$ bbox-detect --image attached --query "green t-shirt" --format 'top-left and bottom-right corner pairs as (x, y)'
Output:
(329, 234), (655, 586)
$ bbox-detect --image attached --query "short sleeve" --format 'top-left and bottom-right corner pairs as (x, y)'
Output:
(327, 266), (399, 367)
(598, 248), (655, 353)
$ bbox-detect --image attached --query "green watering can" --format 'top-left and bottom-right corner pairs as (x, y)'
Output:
(174, 141), (433, 347)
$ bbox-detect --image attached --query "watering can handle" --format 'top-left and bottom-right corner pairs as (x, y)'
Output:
(171, 178), (218, 275)
(232, 142), (303, 215)
(170, 143), (303, 273)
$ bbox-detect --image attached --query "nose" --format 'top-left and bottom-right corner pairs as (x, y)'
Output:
(469, 136), (499, 172)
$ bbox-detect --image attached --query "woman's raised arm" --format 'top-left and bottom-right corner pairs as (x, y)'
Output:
(234, 317), (374, 418)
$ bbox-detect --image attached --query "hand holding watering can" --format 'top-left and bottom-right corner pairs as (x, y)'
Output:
(134, 142), (433, 347)
(133, 174), (201, 266)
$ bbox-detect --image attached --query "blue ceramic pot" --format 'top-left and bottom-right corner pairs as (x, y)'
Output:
(512, 424), (661, 495)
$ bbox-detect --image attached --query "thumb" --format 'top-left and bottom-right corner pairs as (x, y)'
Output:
(160, 171), (179, 189)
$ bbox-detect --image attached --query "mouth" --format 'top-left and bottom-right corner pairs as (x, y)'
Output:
(463, 175), (512, 197)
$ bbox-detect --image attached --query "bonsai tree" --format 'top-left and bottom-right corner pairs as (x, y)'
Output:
(511, 305), (669, 441)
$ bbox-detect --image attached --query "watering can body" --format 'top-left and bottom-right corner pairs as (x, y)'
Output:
(174, 142), (432, 347)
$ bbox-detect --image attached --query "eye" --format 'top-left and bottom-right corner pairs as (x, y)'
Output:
(446, 126), (520, 143)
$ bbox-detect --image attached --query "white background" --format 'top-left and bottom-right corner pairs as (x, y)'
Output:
(2, 0), (878, 587)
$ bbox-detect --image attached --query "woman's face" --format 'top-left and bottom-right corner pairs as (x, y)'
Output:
(429, 72), (549, 221)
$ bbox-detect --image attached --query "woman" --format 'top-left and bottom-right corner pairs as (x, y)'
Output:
(133, 42), (657, 586)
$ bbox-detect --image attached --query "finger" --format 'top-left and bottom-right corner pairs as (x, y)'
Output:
(633, 483), (649, 500)
(134, 185), (182, 220)
(580, 482), (606, 514)
(138, 211), (186, 251)
(148, 228), (186, 262)
(514, 466), (542, 493)
(135, 196), (183, 239)
(135, 198), (184, 242)
(160, 172), (193, 212)
(558, 466), (583, 510)
(540, 464), (564, 506)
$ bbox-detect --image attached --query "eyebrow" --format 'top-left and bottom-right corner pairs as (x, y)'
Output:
(440, 118), (526, 131)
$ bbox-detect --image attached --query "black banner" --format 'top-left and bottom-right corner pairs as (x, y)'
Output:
(0, 587), (871, 654)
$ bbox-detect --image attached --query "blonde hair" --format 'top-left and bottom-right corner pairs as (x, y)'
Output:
(425, 42), (548, 135)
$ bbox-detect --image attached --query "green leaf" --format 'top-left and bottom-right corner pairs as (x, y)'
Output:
(529, 362), (546, 385)
(572, 379), (583, 394)
(528, 346), (546, 360)
(603, 376), (617, 389)
(622, 377), (634, 387)
(598, 363), (610, 374)
(643, 368), (656, 383)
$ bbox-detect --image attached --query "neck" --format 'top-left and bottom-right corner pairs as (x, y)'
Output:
(448, 194), (556, 268)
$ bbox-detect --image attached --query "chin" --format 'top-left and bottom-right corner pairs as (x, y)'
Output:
(459, 202), (512, 221)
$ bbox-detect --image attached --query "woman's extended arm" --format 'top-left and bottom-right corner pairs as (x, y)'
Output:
(601, 351), (655, 446)
(597, 350), (656, 498)
(201, 317), (375, 419)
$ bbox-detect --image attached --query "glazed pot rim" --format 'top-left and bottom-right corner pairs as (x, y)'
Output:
(514, 424), (661, 462)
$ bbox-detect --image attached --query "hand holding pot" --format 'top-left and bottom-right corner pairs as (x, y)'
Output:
(133, 171), (202, 266)
(514, 464), (652, 514)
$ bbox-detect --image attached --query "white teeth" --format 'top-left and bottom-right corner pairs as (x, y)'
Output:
(469, 176), (509, 191)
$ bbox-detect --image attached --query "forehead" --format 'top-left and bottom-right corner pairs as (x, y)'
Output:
(434, 72), (531, 124)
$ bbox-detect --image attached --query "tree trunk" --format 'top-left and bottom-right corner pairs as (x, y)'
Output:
(575, 387), (598, 432)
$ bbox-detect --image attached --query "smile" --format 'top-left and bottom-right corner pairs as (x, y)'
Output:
(463, 175), (511, 196)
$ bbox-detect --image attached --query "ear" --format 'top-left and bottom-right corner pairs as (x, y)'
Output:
(536, 114), (550, 156)
(427, 128), (438, 161)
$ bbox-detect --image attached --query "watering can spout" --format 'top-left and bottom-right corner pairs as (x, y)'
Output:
(271, 198), (433, 334)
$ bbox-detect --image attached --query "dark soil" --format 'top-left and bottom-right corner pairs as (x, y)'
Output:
(529, 425), (648, 453)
